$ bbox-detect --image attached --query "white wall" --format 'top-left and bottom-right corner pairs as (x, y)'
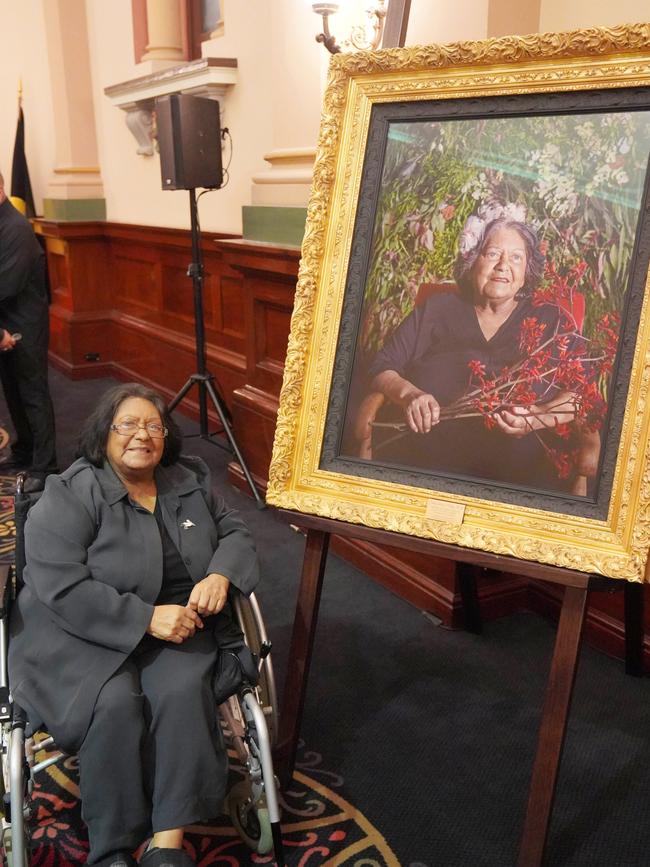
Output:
(267, 0), (323, 153)
(540, 0), (648, 33)
(406, 0), (489, 45)
(86, 0), (324, 233)
(0, 1), (56, 214)
(3, 1), (649, 231)
(86, 0), (210, 231)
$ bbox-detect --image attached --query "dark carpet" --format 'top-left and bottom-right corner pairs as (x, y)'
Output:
(5, 367), (650, 866)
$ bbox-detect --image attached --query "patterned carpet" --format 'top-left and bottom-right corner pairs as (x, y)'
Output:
(0, 473), (17, 563)
(1, 474), (398, 866)
(28, 739), (397, 866)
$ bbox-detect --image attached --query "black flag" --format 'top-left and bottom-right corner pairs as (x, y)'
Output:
(11, 106), (36, 218)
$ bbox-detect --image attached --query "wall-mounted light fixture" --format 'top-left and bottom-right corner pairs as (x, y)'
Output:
(310, 1), (387, 55)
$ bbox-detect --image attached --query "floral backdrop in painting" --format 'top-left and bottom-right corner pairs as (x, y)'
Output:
(362, 111), (650, 356)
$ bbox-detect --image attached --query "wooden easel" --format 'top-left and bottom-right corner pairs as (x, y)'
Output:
(272, 510), (645, 867)
(274, 6), (647, 861)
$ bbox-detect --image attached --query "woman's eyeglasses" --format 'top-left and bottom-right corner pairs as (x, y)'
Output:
(110, 421), (168, 439)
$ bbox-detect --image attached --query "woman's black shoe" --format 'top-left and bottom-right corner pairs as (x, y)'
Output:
(93, 852), (137, 867)
(139, 848), (194, 867)
(0, 454), (30, 472)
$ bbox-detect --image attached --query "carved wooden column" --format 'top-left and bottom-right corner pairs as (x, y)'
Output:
(216, 239), (301, 488)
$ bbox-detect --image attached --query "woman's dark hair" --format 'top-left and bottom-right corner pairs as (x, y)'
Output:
(78, 382), (183, 467)
(453, 218), (546, 301)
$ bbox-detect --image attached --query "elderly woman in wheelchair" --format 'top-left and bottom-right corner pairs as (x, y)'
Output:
(8, 383), (259, 867)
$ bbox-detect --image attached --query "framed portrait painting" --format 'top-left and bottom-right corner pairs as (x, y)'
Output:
(267, 23), (650, 582)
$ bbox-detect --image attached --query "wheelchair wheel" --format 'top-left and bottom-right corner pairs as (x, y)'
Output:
(227, 780), (273, 855)
(233, 593), (278, 745)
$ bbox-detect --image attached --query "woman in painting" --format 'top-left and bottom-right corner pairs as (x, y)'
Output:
(366, 211), (583, 491)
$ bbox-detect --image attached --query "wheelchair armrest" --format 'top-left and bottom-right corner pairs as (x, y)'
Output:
(0, 563), (11, 619)
(569, 428), (601, 497)
(575, 428), (601, 477)
(353, 392), (386, 459)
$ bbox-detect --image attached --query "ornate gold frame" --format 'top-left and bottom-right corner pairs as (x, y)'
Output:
(267, 23), (650, 582)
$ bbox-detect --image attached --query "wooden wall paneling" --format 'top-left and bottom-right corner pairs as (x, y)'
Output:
(35, 219), (244, 391)
(103, 221), (238, 250)
(216, 240), (300, 388)
(36, 222), (113, 374)
(473, 568), (529, 623)
(201, 246), (247, 358)
(38, 222), (110, 307)
(67, 243), (110, 313)
(227, 386), (281, 488)
(250, 279), (294, 396)
(104, 228), (247, 424)
(527, 580), (650, 668)
(160, 252), (198, 330)
(332, 536), (462, 621)
(111, 245), (162, 317)
(214, 268), (246, 352)
(48, 309), (114, 379)
(110, 313), (198, 395)
(108, 311), (247, 411)
(44, 238), (72, 310)
(217, 239), (300, 484)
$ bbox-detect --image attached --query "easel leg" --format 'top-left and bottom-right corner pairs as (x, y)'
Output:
(274, 529), (330, 788)
(457, 562), (482, 634)
(518, 584), (589, 867)
(624, 582), (645, 677)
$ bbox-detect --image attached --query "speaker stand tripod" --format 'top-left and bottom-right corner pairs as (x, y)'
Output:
(168, 189), (265, 509)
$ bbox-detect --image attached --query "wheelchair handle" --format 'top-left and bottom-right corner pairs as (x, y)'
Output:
(257, 640), (272, 674)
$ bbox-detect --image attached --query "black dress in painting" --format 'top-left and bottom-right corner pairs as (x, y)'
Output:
(367, 293), (568, 492)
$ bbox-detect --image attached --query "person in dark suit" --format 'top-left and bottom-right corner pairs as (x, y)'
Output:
(9, 383), (259, 867)
(0, 171), (57, 490)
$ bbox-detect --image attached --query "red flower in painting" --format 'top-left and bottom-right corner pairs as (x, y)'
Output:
(547, 447), (581, 479)
(556, 357), (587, 390)
(556, 335), (570, 357)
(554, 423), (573, 440)
(468, 359), (487, 380)
(519, 317), (546, 354)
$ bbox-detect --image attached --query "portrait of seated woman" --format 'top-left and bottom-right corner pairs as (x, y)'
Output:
(361, 211), (589, 494)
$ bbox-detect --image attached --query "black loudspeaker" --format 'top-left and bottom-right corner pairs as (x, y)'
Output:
(156, 93), (223, 190)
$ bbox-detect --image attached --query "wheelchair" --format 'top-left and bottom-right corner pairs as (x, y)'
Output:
(0, 474), (284, 867)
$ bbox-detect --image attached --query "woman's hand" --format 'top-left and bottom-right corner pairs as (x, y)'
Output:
(147, 604), (204, 643)
(372, 370), (440, 434)
(404, 391), (440, 434)
(0, 330), (17, 353)
(496, 393), (577, 438)
(495, 406), (532, 438)
(188, 573), (230, 616)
